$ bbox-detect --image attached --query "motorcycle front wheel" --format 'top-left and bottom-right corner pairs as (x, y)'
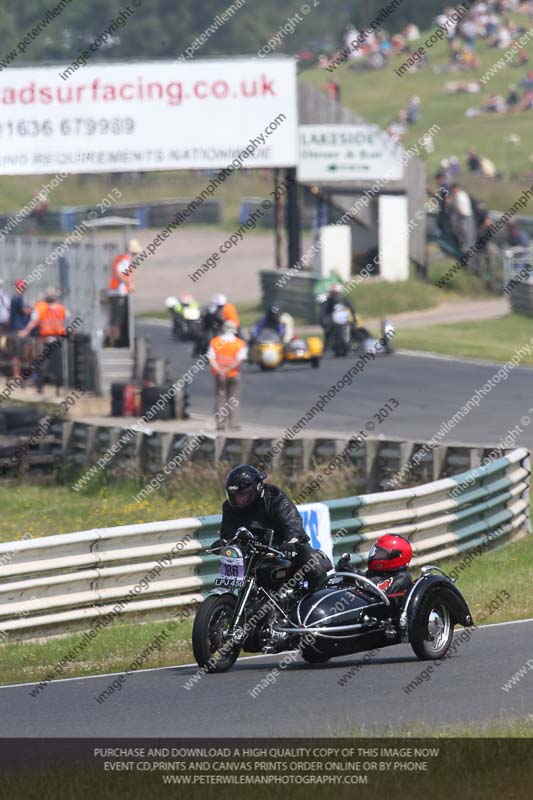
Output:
(192, 594), (241, 672)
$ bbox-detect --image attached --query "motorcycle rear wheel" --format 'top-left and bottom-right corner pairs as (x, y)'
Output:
(192, 594), (240, 672)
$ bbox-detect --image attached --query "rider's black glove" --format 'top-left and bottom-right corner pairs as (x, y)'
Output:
(209, 538), (227, 551)
(279, 537), (300, 557)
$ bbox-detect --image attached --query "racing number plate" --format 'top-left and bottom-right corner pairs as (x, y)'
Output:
(215, 546), (245, 589)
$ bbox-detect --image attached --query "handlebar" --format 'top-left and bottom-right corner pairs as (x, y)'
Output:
(208, 527), (285, 559)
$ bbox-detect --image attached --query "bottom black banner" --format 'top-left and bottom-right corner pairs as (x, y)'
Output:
(0, 738), (531, 799)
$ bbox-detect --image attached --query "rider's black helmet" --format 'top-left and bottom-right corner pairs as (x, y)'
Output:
(225, 464), (266, 510)
(266, 305), (281, 323)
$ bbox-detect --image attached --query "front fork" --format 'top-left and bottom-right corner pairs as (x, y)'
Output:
(227, 578), (255, 644)
(226, 581), (294, 648)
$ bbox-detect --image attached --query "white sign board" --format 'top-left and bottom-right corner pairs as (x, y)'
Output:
(298, 124), (404, 183)
(298, 502), (333, 564)
(0, 59), (298, 175)
(378, 195), (409, 281)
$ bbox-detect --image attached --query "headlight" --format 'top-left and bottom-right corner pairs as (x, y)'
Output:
(262, 349), (279, 365)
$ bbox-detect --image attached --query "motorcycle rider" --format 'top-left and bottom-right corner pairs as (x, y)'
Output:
(194, 301), (224, 356)
(212, 293), (240, 331)
(211, 465), (332, 592)
(337, 533), (413, 605)
(249, 305), (286, 347)
(319, 283), (357, 349)
(171, 292), (200, 338)
(174, 292), (199, 318)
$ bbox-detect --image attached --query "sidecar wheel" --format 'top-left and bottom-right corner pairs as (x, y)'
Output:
(300, 643), (330, 664)
(410, 599), (454, 661)
(192, 594), (240, 672)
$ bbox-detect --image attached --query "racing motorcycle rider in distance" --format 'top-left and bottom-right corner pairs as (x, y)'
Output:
(211, 465), (332, 592)
(249, 305), (286, 348)
(319, 283), (357, 350)
(212, 293), (241, 335)
(337, 534), (414, 607)
(171, 292), (200, 339)
(194, 301), (225, 356)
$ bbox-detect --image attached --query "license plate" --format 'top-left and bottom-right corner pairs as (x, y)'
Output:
(214, 577), (245, 589)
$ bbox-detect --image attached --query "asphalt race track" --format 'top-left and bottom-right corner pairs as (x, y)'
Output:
(1, 620), (531, 736)
(138, 320), (533, 450)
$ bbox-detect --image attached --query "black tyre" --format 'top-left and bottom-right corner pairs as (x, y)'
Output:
(192, 594), (240, 673)
(410, 598), (454, 661)
(300, 640), (330, 663)
(310, 357), (320, 368)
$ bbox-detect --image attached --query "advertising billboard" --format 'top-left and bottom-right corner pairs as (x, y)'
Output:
(0, 58), (298, 175)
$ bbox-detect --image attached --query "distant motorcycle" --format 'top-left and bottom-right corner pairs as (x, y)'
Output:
(353, 318), (396, 356)
(165, 296), (201, 342)
(330, 304), (352, 357)
(249, 329), (323, 370)
(192, 527), (472, 672)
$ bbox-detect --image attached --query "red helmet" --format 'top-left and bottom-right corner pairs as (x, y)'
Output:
(367, 534), (412, 572)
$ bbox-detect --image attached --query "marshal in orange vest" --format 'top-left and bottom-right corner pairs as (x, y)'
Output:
(108, 253), (135, 294)
(209, 335), (247, 378)
(36, 302), (66, 338)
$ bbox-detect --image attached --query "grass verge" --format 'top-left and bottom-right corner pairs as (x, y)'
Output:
(0, 617), (194, 690)
(398, 312), (533, 364)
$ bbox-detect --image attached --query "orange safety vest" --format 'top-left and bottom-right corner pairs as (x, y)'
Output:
(209, 335), (246, 378)
(109, 253), (135, 293)
(37, 303), (66, 338)
(222, 302), (240, 327)
(33, 300), (48, 320)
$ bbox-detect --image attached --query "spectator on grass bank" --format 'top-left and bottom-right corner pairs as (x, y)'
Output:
(514, 87), (533, 110)
(208, 320), (247, 431)
(467, 147), (483, 173)
(507, 84), (521, 107)
(406, 95), (421, 124)
(466, 147), (498, 177)
(405, 22), (421, 42)
(450, 184), (477, 255)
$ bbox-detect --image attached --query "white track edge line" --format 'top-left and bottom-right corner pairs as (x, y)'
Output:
(0, 617), (531, 692)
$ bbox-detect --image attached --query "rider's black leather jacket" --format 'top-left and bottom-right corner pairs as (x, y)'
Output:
(219, 483), (309, 548)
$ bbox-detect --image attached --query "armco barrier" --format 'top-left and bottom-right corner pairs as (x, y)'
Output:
(0, 448), (528, 642)
(61, 420), (519, 493)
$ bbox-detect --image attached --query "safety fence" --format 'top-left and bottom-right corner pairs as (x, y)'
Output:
(62, 420), (520, 492)
(0, 199), (221, 236)
(503, 246), (533, 315)
(0, 448), (528, 641)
